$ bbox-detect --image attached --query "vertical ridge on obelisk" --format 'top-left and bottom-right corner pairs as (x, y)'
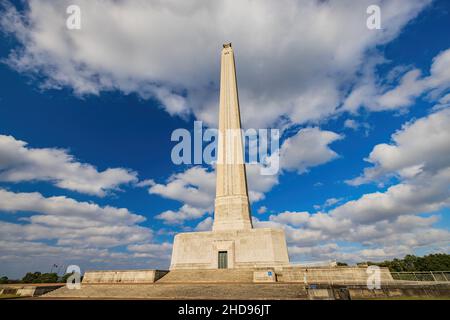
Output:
(213, 43), (253, 231)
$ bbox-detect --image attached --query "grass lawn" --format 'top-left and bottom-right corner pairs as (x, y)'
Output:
(0, 294), (21, 299)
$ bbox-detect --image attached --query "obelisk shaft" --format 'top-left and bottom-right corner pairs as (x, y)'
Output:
(213, 43), (253, 231)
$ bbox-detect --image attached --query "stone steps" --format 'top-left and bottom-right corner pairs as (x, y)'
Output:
(39, 282), (450, 300)
(156, 268), (255, 283)
(42, 283), (308, 299)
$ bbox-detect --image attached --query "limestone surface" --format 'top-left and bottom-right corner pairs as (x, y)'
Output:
(170, 43), (290, 270)
(170, 228), (290, 270)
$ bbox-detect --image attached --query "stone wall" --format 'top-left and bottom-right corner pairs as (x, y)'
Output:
(348, 283), (450, 299)
(277, 266), (393, 284)
(305, 283), (450, 300)
(0, 284), (63, 297)
(82, 269), (168, 284)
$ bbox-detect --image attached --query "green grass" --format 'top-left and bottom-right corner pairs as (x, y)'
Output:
(0, 294), (21, 299)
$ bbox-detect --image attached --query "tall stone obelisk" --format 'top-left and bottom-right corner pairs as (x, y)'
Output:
(213, 43), (253, 231)
(169, 43), (290, 270)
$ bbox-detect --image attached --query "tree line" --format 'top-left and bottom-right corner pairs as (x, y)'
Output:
(364, 254), (450, 272)
(339, 253), (450, 272)
(0, 272), (77, 284)
(336, 254), (450, 271)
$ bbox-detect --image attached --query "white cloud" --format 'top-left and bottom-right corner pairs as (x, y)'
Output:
(378, 69), (425, 109)
(335, 169), (450, 224)
(246, 163), (279, 202)
(344, 48), (450, 112)
(343, 119), (371, 136)
(288, 242), (417, 263)
(0, 187), (166, 278)
(195, 217), (213, 231)
(289, 243), (338, 257)
(324, 198), (342, 207)
(134, 179), (155, 188)
(431, 93), (450, 112)
(0, 135), (137, 196)
(127, 242), (172, 259)
(258, 203), (449, 262)
(155, 204), (207, 225)
(269, 211), (310, 227)
(344, 119), (358, 130)
(280, 127), (342, 173)
(0, 188), (169, 277)
(0, 0), (432, 128)
(0, 190), (152, 247)
(0, 188), (144, 225)
(149, 166), (215, 212)
(0, 238), (171, 278)
(265, 207), (449, 263)
(257, 206), (267, 214)
(313, 197), (344, 211)
(347, 108), (450, 185)
(256, 110), (450, 262)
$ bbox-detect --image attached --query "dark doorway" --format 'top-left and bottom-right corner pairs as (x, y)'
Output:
(218, 251), (228, 269)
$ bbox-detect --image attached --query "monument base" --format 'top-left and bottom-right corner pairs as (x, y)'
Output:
(170, 228), (290, 270)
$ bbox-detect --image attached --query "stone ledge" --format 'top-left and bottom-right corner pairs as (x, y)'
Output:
(82, 269), (168, 284)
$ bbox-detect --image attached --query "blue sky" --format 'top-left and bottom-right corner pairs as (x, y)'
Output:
(0, 0), (449, 278)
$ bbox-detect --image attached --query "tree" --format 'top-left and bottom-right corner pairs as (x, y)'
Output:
(22, 272), (41, 283)
(21, 272), (59, 283)
(362, 253), (450, 272)
(39, 273), (58, 283)
(0, 276), (8, 284)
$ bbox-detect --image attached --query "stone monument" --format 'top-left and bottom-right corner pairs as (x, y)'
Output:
(170, 43), (290, 270)
(42, 44), (402, 297)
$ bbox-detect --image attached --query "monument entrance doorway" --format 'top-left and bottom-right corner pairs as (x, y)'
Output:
(218, 251), (228, 269)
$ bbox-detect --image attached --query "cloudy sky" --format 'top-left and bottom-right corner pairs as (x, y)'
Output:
(0, 0), (449, 278)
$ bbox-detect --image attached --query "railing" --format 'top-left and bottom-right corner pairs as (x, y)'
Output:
(390, 271), (450, 282)
(278, 268), (450, 285)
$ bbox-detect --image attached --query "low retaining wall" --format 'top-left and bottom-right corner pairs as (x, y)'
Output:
(0, 284), (64, 297)
(304, 283), (450, 300)
(277, 266), (393, 284)
(348, 283), (450, 299)
(82, 269), (169, 284)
